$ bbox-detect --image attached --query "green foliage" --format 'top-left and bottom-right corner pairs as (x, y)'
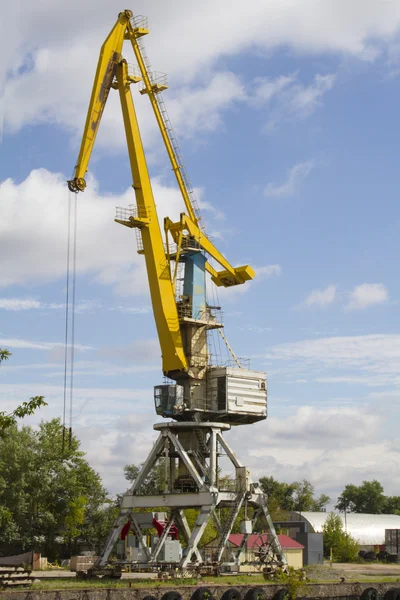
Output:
(335, 532), (359, 562)
(273, 566), (307, 600)
(322, 513), (359, 562)
(123, 462), (220, 546)
(0, 349), (11, 362)
(124, 460), (166, 494)
(336, 480), (399, 514)
(184, 508), (218, 547)
(385, 496), (400, 515)
(259, 476), (330, 519)
(0, 349), (47, 435)
(259, 476), (296, 518)
(0, 418), (113, 558)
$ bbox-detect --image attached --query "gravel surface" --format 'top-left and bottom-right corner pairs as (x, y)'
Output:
(305, 565), (350, 582)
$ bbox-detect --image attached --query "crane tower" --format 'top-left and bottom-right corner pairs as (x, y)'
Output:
(68, 10), (285, 575)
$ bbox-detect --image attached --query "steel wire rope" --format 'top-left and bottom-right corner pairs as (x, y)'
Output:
(213, 277), (227, 364)
(68, 192), (78, 449)
(62, 191), (72, 456)
(211, 268), (224, 365)
(62, 187), (78, 454)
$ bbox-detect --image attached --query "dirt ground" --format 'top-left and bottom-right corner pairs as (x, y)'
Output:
(333, 562), (400, 576)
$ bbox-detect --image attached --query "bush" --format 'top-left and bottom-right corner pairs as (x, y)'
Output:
(322, 513), (359, 562)
(335, 532), (360, 562)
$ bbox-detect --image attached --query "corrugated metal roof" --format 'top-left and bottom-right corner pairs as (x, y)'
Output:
(291, 511), (400, 545)
(228, 534), (304, 549)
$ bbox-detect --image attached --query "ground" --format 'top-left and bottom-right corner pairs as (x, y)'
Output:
(24, 563), (400, 590)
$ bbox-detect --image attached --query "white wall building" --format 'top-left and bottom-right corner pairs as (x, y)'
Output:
(291, 511), (400, 546)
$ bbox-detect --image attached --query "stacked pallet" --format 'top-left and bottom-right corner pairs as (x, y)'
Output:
(0, 566), (35, 588)
(70, 555), (98, 572)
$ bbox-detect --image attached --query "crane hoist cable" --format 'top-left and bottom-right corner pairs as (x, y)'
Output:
(62, 188), (78, 454)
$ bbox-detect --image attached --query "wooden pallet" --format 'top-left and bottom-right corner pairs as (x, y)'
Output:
(0, 567), (35, 588)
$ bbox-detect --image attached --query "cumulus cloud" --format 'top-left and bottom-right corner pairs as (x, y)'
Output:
(254, 73), (336, 130)
(2, 375), (398, 499)
(224, 403), (400, 499)
(346, 283), (389, 310)
(0, 336), (92, 352)
(3, 1), (400, 145)
(256, 264), (282, 278)
(167, 71), (245, 138)
(0, 169), (186, 294)
(265, 333), (400, 389)
(0, 380), (157, 494)
(266, 333), (400, 368)
(303, 284), (336, 308)
(97, 339), (161, 364)
(0, 298), (105, 312)
(0, 298), (41, 310)
(264, 160), (316, 198)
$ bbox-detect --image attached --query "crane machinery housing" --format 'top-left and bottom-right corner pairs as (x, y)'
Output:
(68, 9), (285, 575)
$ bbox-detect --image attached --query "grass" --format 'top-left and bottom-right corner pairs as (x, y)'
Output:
(30, 576), (271, 590)
(27, 572), (400, 591)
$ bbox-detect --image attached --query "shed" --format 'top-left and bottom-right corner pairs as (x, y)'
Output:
(203, 533), (304, 570)
(290, 511), (400, 547)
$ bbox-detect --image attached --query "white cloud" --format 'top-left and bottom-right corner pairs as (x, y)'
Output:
(226, 403), (400, 499)
(3, 1), (400, 144)
(0, 169), (186, 294)
(256, 264), (282, 278)
(252, 74), (297, 105)
(254, 73), (336, 130)
(0, 298), (102, 312)
(264, 160), (316, 198)
(0, 298), (41, 310)
(0, 336), (92, 351)
(346, 283), (389, 310)
(1, 360), (159, 378)
(262, 405), (379, 447)
(167, 71), (245, 138)
(265, 333), (400, 389)
(3, 375), (399, 499)
(267, 333), (400, 368)
(304, 284), (336, 308)
(110, 306), (150, 314)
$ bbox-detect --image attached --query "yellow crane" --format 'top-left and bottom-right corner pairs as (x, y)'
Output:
(68, 11), (285, 575)
(68, 10), (254, 383)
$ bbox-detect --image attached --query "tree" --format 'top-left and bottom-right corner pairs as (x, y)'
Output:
(0, 418), (112, 558)
(0, 349), (47, 435)
(322, 513), (359, 562)
(293, 480), (330, 512)
(385, 496), (400, 515)
(123, 463), (219, 546)
(336, 480), (387, 514)
(259, 476), (330, 520)
(259, 477), (296, 510)
(124, 460), (166, 494)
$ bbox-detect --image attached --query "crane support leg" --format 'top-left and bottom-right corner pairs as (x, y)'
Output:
(89, 422), (285, 576)
(92, 509), (132, 570)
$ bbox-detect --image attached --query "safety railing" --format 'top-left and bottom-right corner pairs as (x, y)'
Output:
(135, 229), (144, 253)
(127, 63), (141, 80)
(134, 31), (204, 230)
(177, 304), (223, 323)
(130, 15), (148, 30)
(115, 204), (151, 221)
(139, 71), (168, 94)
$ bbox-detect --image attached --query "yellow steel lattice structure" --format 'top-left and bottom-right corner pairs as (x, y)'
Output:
(68, 10), (255, 377)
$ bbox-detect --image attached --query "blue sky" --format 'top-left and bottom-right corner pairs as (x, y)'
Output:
(1, 0), (400, 504)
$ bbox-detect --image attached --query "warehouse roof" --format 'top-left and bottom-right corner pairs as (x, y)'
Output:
(291, 511), (400, 545)
(229, 534), (304, 549)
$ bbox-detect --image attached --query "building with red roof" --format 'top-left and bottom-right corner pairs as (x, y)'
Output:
(203, 533), (304, 571)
